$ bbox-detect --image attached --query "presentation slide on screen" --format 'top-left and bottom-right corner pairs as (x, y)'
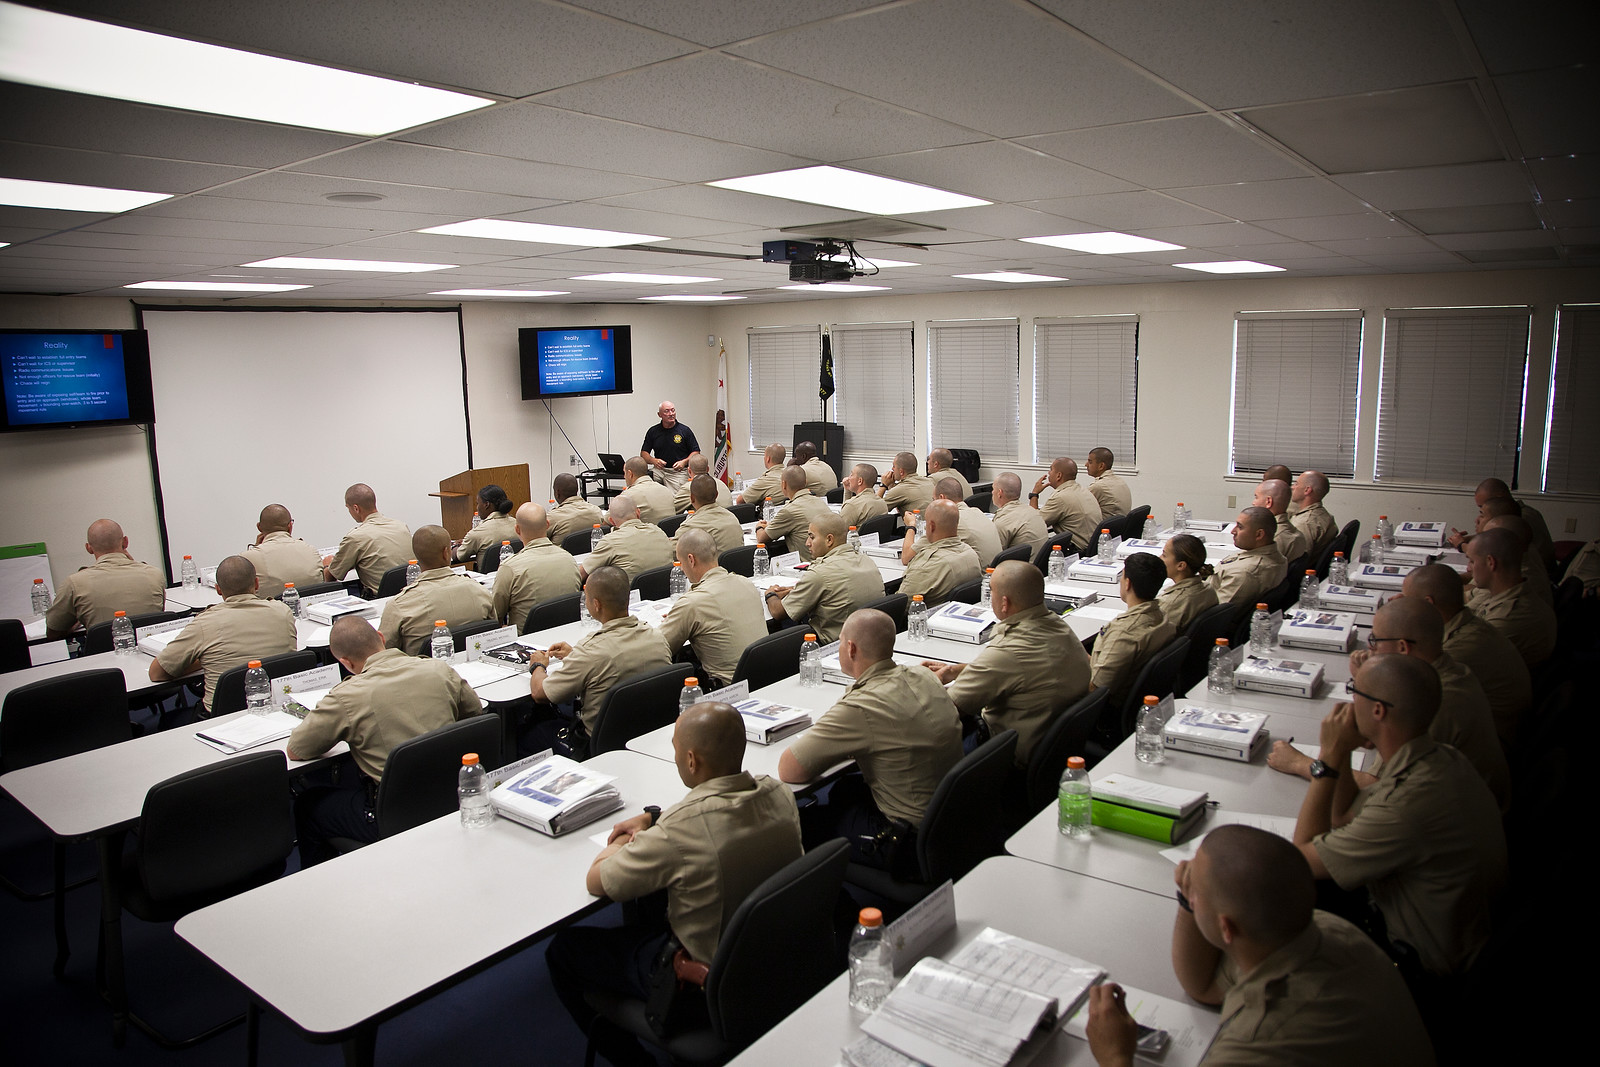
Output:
(538, 328), (616, 395)
(0, 333), (130, 425)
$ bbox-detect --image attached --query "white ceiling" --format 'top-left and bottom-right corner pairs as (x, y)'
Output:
(0, 0), (1593, 303)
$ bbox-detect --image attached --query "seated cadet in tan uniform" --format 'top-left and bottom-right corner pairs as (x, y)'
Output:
(1085, 825), (1433, 1067)
(1254, 478), (1309, 564)
(287, 616), (481, 864)
(1210, 507), (1288, 606)
(899, 500), (983, 606)
(493, 503), (581, 633)
(43, 518), (165, 638)
(545, 473), (605, 547)
(529, 565), (671, 744)
(735, 442), (787, 507)
(755, 466), (831, 561)
(1569, 536), (1600, 595)
(658, 530), (766, 689)
(451, 484), (519, 569)
(879, 450), (935, 517)
(1084, 446), (1132, 519)
(766, 514), (885, 642)
(671, 454), (734, 513)
(1090, 553), (1178, 712)
(922, 562), (1091, 765)
(1463, 526), (1556, 666)
(674, 474), (746, 557)
(620, 456), (677, 524)
(1475, 509), (1552, 605)
(377, 525), (495, 654)
(1030, 457), (1099, 552)
(546, 702), (801, 1064)
(322, 483), (412, 595)
(990, 472), (1049, 551)
(148, 555), (297, 710)
(582, 495), (674, 581)
(244, 504), (324, 598)
(1295, 655), (1507, 978)
(838, 462), (889, 531)
(1288, 470), (1339, 558)
(925, 447), (972, 502)
(793, 439), (839, 496)
(1448, 476), (1556, 572)
(901, 477), (1000, 568)
(1156, 534), (1219, 632)
(780, 609), (963, 866)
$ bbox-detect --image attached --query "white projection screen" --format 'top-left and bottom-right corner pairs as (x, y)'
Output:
(141, 308), (468, 581)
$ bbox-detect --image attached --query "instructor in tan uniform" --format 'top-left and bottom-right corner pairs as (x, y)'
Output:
(659, 530), (766, 688)
(43, 518), (165, 637)
(377, 525), (494, 654)
(322, 483), (411, 595)
(245, 504), (324, 597)
(765, 514), (884, 642)
(148, 555), (297, 710)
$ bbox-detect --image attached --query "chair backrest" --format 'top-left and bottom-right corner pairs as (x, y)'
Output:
(1124, 504), (1151, 535)
(1311, 536), (1341, 580)
(1117, 635), (1191, 737)
(825, 487), (844, 504)
(0, 618), (28, 674)
(376, 564), (410, 599)
(1334, 519), (1361, 559)
(135, 749), (294, 908)
(1031, 532), (1079, 575)
(947, 576), (983, 605)
(1176, 602), (1250, 697)
(862, 592), (909, 633)
(731, 626), (811, 691)
(728, 502), (759, 524)
(1086, 518), (1128, 558)
(1025, 688), (1110, 811)
(0, 668), (130, 774)
(588, 662), (698, 756)
(917, 730), (1018, 883)
(718, 544), (759, 578)
(274, 579), (348, 600)
(211, 650), (322, 715)
(856, 512), (900, 544)
(990, 543), (1032, 569)
(524, 591), (582, 634)
(561, 529), (596, 556)
(965, 491), (993, 513)
(1264, 554), (1309, 614)
(82, 609), (191, 655)
(631, 563), (674, 602)
(376, 715), (505, 838)
(478, 538), (524, 575)
(657, 513), (688, 538)
(705, 839), (849, 1046)
(947, 448), (981, 481)
(452, 617), (509, 654)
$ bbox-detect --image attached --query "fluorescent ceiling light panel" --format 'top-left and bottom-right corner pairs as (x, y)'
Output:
(639, 294), (746, 302)
(953, 271), (1066, 283)
(242, 257), (455, 273)
(1021, 231), (1184, 254)
(849, 257), (919, 269)
(0, 176), (171, 213)
(430, 289), (570, 297)
(0, 1), (493, 136)
(573, 273), (722, 284)
(418, 219), (665, 247)
(708, 166), (989, 215)
(0, 243), (9, 249)
(777, 283), (891, 293)
(1173, 260), (1286, 274)
(124, 281), (310, 292)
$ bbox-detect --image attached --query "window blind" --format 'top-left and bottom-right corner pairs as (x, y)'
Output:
(747, 325), (821, 448)
(1034, 315), (1138, 464)
(1543, 305), (1600, 495)
(832, 321), (914, 453)
(1231, 312), (1361, 477)
(927, 319), (1019, 460)
(1375, 308), (1529, 487)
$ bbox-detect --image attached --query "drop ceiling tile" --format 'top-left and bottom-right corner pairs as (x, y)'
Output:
(0, 226), (60, 244)
(28, 230), (310, 257)
(1545, 201), (1600, 228)
(0, 206), (114, 230)
(289, 141), (668, 201)
(80, 213), (388, 247)
(1526, 156), (1600, 203)
(1255, 213), (1410, 241)
(1334, 161), (1532, 210)
(562, 1), (889, 47)
(1495, 67), (1600, 157)
(135, 194), (462, 233)
(1021, 115), (1305, 188)
(1456, 0), (1591, 76)
(1394, 203), (1543, 235)
(1313, 235), (1443, 256)
(1352, 252), (1468, 269)
(590, 185), (868, 230)
(496, 201), (757, 241)
(1138, 221), (1292, 248)
(894, 204), (1107, 241)
(1430, 230), (1556, 252)
(207, 170), (560, 217)
(1019, 190), (1232, 229)
(1168, 177), (1372, 220)
(844, 142), (1135, 203)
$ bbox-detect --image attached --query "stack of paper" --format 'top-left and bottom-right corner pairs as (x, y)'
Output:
(305, 594), (376, 625)
(1317, 582), (1382, 614)
(1163, 704), (1270, 761)
(1348, 562), (1416, 591)
(196, 709), (305, 754)
(1278, 609), (1358, 652)
(1234, 655), (1325, 698)
(450, 658), (524, 689)
(1114, 538), (1166, 559)
(927, 601), (997, 643)
(135, 616), (191, 657)
(733, 697), (812, 744)
(1394, 520), (1447, 548)
(1066, 559), (1122, 584)
(489, 753), (623, 836)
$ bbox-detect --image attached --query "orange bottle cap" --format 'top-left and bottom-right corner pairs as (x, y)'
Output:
(461, 753), (479, 766)
(858, 908), (883, 927)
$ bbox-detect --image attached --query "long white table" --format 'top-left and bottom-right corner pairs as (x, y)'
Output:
(0, 647), (171, 713)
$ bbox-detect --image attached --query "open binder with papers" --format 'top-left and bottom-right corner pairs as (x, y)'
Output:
(927, 601), (997, 643)
(488, 753), (623, 836)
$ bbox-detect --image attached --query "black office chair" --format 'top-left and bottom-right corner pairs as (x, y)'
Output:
(731, 627), (811, 692)
(857, 512), (899, 545)
(452, 617), (510, 654)
(104, 749), (295, 1048)
(1, 618), (29, 673)
(478, 538), (524, 575)
(583, 840), (850, 1066)
(562, 529), (600, 556)
(825, 487), (844, 504)
(1176, 602), (1250, 697)
(82, 609), (191, 655)
(968, 480), (993, 497)
(759, 535), (788, 556)
(728, 502), (759, 524)
(948, 576), (984, 605)
(1265, 554), (1310, 614)
(1334, 519), (1361, 560)
(525, 591), (583, 634)
(1124, 505), (1151, 536)
(964, 491), (993, 513)
(210, 650), (322, 716)
(375, 563), (411, 599)
(719, 544), (758, 577)
(1110, 635), (1191, 743)
(990, 543), (1032, 569)
(1311, 536), (1342, 580)
(657, 513), (688, 538)
(587, 662), (698, 757)
(862, 592), (909, 633)
(1021, 688), (1110, 812)
(948, 448), (981, 482)
(632, 563), (675, 602)
(1031, 532), (1079, 575)
(1085, 520), (1125, 559)
(272, 579), (348, 600)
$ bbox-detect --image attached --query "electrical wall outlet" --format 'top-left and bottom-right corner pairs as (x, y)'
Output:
(1567, 517), (1578, 533)
(570, 454), (580, 467)
(1227, 494), (1237, 509)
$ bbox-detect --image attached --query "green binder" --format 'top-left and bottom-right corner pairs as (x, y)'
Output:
(1090, 798), (1207, 845)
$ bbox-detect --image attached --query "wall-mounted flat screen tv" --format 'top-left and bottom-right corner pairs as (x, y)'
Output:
(0, 329), (156, 432)
(519, 325), (633, 401)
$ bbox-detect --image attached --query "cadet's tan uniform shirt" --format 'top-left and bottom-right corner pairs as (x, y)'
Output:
(245, 532), (324, 598)
(328, 513), (412, 595)
(1273, 512), (1310, 564)
(492, 538), (581, 632)
(763, 489), (831, 560)
(675, 504), (746, 557)
(738, 466), (785, 510)
(882, 472), (935, 516)
(378, 567), (495, 655)
(1089, 600), (1177, 712)
(624, 477), (677, 524)
(788, 659), (963, 824)
(838, 492), (888, 531)
(541, 614), (670, 731)
(454, 513), (518, 567)
(947, 604), (1091, 764)
(1369, 652), (1510, 812)
(900, 536), (982, 606)
(1087, 472), (1132, 518)
(1470, 580), (1556, 665)
(1519, 499), (1557, 572)
(1443, 608), (1532, 747)
(778, 544), (884, 642)
(1156, 576), (1219, 633)
(547, 495), (605, 546)
(672, 476), (733, 513)
(1313, 736), (1507, 974)
(992, 499), (1049, 551)
(955, 504), (1002, 567)
(588, 519), (674, 579)
(1207, 911), (1435, 1067)
(658, 567), (766, 687)
(801, 457), (839, 496)
(287, 648), (481, 780)
(600, 772), (801, 964)
(155, 594), (297, 710)
(44, 553), (165, 633)
(929, 467), (972, 501)
(1289, 501), (1338, 559)
(1211, 543), (1288, 606)
(1039, 481), (1099, 551)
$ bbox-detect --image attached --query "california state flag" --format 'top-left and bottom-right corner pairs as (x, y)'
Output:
(713, 343), (731, 486)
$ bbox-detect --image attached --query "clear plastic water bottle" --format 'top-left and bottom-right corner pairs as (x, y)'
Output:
(405, 559), (421, 586)
(458, 753), (494, 828)
(1298, 570), (1319, 610)
(111, 610), (135, 656)
(980, 567), (993, 607)
(471, 513), (483, 529)
(1328, 551), (1348, 586)
(764, 497), (777, 523)
(907, 509), (920, 533)
(1096, 529), (1114, 563)
(1057, 756), (1092, 838)
(1142, 514), (1159, 541)
(847, 908), (894, 1014)
(1207, 638), (1234, 693)
(1173, 502), (1188, 532)
(181, 554), (198, 589)
(679, 676), (703, 714)
(431, 619), (453, 660)
(1135, 696), (1166, 764)
(1377, 515), (1395, 550)
(579, 588), (596, 629)
(1048, 545), (1067, 582)
(753, 543), (770, 578)
(282, 582), (301, 618)
(907, 594), (929, 639)
(245, 659), (271, 714)
(30, 577), (50, 615)
(799, 633), (821, 686)
(1249, 602), (1273, 653)
(733, 471), (744, 494)
(501, 539), (512, 562)
(669, 562), (688, 600)
(847, 525), (860, 549)
(590, 524), (603, 552)
(1364, 534), (1384, 566)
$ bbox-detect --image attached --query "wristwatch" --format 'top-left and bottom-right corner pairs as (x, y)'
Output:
(1309, 759), (1339, 780)
(643, 805), (661, 827)
(1028, 492), (1040, 499)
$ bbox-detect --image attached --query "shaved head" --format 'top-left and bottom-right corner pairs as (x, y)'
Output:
(607, 494), (640, 526)
(1254, 479), (1290, 512)
(1050, 457), (1078, 482)
(411, 525), (451, 569)
(1471, 526), (1522, 569)
(1196, 825), (1315, 947)
(623, 456), (648, 480)
(1237, 506), (1275, 540)
(993, 471), (1022, 503)
(893, 451), (918, 476)
(793, 440), (817, 463)
(812, 513), (848, 544)
(1476, 477), (1512, 500)
(344, 483), (376, 511)
(925, 499), (960, 539)
(764, 443), (787, 466)
(1357, 654), (1440, 734)
(1373, 596), (1444, 656)
(841, 609), (896, 665)
(328, 616), (384, 662)
(928, 447), (953, 471)
(214, 554), (256, 597)
(1485, 514), (1531, 547)
(687, 454), (711, 476)
(1402, 563), (1465, 613)
(934, 476), (965, 502)
(1088, 446), (1114, 468)
(257, 504), (293, 532)
(1291, 470), (1328, 505)
(781, 466), (808, 494)
(990, 559), (1043, 610)
(584, 565), (630, 615)
(690, 473), (719, 507)
(676, 528), (715, 567)
(515, 502), (549, 541)
(1479, 496), (1521, 521)
(1263, 465), (1292, 485)
(852, 462), (879, 489)
(675, 702), (746, 780)
(86, 519), (125, 554)
(553, 473), (578, 501)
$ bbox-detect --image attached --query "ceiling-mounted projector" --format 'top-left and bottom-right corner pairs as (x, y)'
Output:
(762, 239), (869, 284)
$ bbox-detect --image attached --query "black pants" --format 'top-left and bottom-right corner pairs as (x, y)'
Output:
(292, 773), (377, 867)
(546, 919), (677, 1067)
(798, 773), (900, 869)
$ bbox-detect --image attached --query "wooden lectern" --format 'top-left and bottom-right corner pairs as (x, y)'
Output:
(431, 464), (532, 541)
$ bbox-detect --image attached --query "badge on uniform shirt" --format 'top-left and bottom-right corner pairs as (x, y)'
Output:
(673, 434), (682, 444)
